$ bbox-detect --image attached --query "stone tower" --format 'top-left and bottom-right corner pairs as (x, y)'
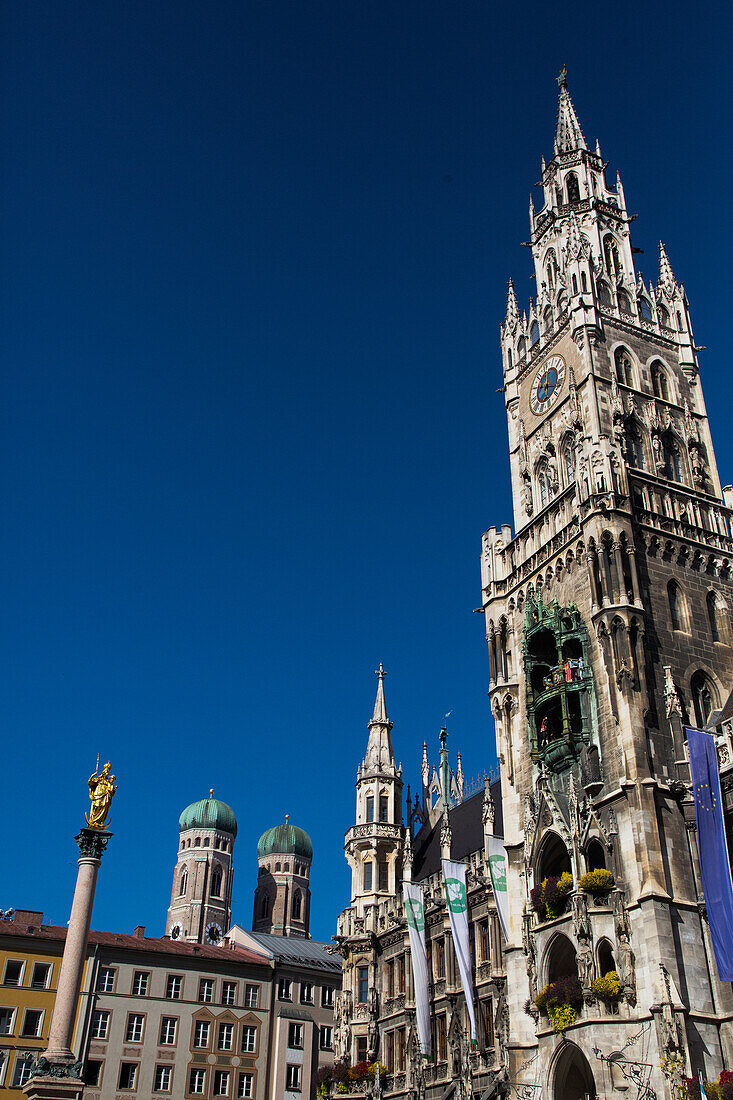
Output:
(344, 664), (405, 910)
(166, 792), (236, 945)
(253, 817), (313, 938)
(481, 72), (733, 1099)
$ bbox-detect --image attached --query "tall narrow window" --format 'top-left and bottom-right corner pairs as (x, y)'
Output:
(363, 862), (373, 891)
(292, 890), (302, 920)
(563, 442), (576, 484)
(651, 362), (670, 401)
(707, 592), (721, 642)
(358, 967), (369, 1003)
(378, 861), (389, 891)
(668, 581), (682, 631)
(179, 868), (188, 897)
(604, 236), (621, 279)
(566, 173), (580, 203)
(626, 422), (645, 469)
(211, 865), (223, 897)
(638, 297), (653, 321)
(530, 321), (540, 346)
(614, 347), (633, 387)
(379, 794), (389, 821)
(366, 795), (374, 822)
(663, 434), (684, 482)
(691, 671), (716, 729)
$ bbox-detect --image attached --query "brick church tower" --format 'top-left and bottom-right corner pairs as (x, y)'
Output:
(481, 72), (733, 1099)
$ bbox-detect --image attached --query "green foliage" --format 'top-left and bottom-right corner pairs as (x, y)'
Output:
(547, 1003), (576, 1033)
(578, 868), (615, 893)
(591, 970), (622, 1002)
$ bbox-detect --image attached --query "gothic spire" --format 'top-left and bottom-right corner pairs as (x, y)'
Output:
(361, 663), (396, 773)
(554, 67), (587, 155)
(504, 279), (520, 329)
(658, 241), (679, 298)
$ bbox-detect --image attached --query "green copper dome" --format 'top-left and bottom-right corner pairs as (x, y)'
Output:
(179, 794), (237, 837)
(258, 818), (312, 860)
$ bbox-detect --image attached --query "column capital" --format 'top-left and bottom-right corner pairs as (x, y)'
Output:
(75, 828), (112, 861)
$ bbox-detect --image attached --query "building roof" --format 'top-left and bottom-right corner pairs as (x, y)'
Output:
(179, 793), (237, 837)
(411, 779), (503, 882)
(0, 915), (268, 967)
(257, 820), (313, 860)
(229, 927), (341, 973)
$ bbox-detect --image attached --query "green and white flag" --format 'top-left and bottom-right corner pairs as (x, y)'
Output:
(485, 834), (509, 942)
(441, 859), (478, 1041)
(403, 882), (431, 1056)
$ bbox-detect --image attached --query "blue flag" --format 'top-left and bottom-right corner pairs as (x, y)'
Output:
(686, 726), (733, 981)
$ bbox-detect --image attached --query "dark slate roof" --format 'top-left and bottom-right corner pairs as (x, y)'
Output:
(411, 779), (503, 883)
(244, 932), (341, 973)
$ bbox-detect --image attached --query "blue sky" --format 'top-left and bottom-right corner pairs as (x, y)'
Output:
(0, 2), (730, 941)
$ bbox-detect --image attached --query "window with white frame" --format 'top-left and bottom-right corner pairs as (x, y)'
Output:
(237, 1071), (254, 1099)
(96, 966), (115, 993)
(288, 1022), (304, 1049)
(241, 1025), (257, 1053)
(194, 1019), (211, 1047)
(159, 1016), (177, 1045)
(320, 1024), (333, 1050)
(189, 1068), (207, 1094)
(286, 1064), (302, 1092)
(165, 974), (182, 999)
(218, 1022), (234, 1051)
(125, 1013), (144, 1043)
(91, 1010), (110, 1040)
(199, 978), (214, 1003)
(0, 1008), (14, 1035)
(3, 960), (23, 986)
(213, 1069), (230, 1096)
(132, 971), (149, 996)
(12, 1055), (33, 1087)
(31, 962), (52, 989)
(21, 1008), (44, 1037)
(277, 977), (292, 1001)
(321, 986), (335, 1008)
(222, 981), (237, 1006)
(118, 1062), (137, 1090)
(244, 984), (259, 1008)
(154, 1065), (172, 1092)
(300, 981), (314, 1004)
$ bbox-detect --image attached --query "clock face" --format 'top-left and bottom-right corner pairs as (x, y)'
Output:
(205, 922), (223, 945)
(170, 922), (182, 940)
(530, 354), (566, 415)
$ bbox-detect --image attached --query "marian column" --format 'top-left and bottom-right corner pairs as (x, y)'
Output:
(24, 763), (117, 1100)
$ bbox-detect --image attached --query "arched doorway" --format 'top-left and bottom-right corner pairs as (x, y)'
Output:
(553, 1043), (596, 1100)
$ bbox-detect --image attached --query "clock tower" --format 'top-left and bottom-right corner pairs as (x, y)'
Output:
(482, 72), (733, 1099)
(166, 792), (236, 945)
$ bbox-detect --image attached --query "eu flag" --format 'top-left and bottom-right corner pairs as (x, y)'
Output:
(687, 726), (733, 981)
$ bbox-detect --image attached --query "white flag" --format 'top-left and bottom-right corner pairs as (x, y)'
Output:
(441, 859), (477, 1042)
(403, 882), (431, 1056)
(485, 834), (509, 943)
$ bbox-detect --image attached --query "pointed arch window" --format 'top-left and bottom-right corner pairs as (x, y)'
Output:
(604, 236), (622, 279)
(566, 173), (580, 204)
(211, 865), (223, 898)
(563, 441), (576, 485)
(517, 337), (526, 360)
(626, 421), (645, 470)
(614, 347), (634, 387)
(179, 868), (188, 897)
(638, 297), (653, 321)
(536, 463), (554, 510)
(707, 592), (721, 642)
(663, 433), (684, 483)
(530, 321), (540, 346)
(668, 580), (683, 631)
(597, 281), (612, 308)
(651, 361), (670, 401)
(658, 304), (670, 327)
(292, 890), (302, 920)
(260, 893), (270, 919)
(543, 306), (553, 332)
(617, 289), (632, 314)
(691, 671), (717, 729)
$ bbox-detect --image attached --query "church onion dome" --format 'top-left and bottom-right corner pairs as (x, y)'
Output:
(257, 817), (313, 860)
(179, 792), (237, 837)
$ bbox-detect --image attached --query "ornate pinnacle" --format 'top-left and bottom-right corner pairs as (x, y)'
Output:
(554, 69), (587, 155)
(658, 241), (678, 298)
(505, 279), (520, 329)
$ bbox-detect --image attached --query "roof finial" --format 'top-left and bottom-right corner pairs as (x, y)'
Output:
(557, 64), (567, 90)
(370, 662), (390, 725)
(209, 788), (214, 798)
(285, 813), (290, 824)
(375, 661), (385, 680)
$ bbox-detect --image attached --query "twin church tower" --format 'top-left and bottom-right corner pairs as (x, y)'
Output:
(164, 792), (313, 944)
